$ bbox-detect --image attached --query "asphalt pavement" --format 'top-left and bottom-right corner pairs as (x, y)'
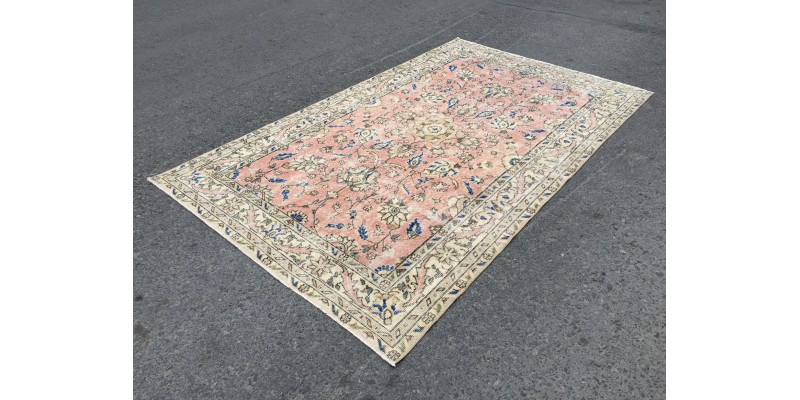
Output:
(134, 0), (665, 398)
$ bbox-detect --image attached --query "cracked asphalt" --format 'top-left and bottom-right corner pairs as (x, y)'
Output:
(134, 0), (665, 398)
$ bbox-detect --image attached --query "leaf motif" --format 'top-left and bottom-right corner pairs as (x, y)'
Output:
(358, 224), (369, 240)
(406, 219), (422, 238)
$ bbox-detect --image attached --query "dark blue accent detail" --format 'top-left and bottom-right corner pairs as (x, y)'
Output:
(375, 264), (394, 272)
(407, 219), (422, 238)
(408, 153), (423, 168)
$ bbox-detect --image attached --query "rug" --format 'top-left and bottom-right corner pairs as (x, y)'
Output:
(149, 38), (652, 365)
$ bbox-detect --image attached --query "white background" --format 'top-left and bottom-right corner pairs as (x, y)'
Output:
(1, 1), (798, 398)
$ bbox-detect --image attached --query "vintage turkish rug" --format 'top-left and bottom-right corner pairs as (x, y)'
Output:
(150, 38), (652, 365)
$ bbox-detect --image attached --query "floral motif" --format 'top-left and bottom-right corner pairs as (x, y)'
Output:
(414, 117), (457, 141)
(421, 312), (436, 324)
(330, 235), (358, 257)
(336, 167), (378, 192)
(419, 92), (444, 104)
(388, 143), (415, 158)
(529, 93), (557, 104)
(482, 83), (512, 98)
(452, 103), (477, 116)
(378, 198), (410, 229)
(502, 155), (523, 169)
(353, 128), (378, 143)
(424, 160), (460, 177)
(490, 116), (516, 133)
(456, 135), (480, 150)
(447, 195), (469, 217)
(393, 111), (417, 123)
(432, 243), (462, 265)
(430, 181), (450, 192)
(287, 155), (326, 171)
(288, 210), (308, 224)
(456, 70), (474, 80)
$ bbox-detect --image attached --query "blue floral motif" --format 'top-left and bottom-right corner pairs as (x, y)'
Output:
(525, 129), (546, 140)
(372, 299), (402, 324)
(358, 224), (368, 240)
(408, 153), (423, 168)
(374, 265), (394, 273)
(470, 176), (484, 184)
(407, 219), (422, 238)
(262, 224), (285, 242)
(464, 181), (474, 195)
(288, 211), (307, 224)
(474, 110), (494, 119)
(373, 140), (392, 150)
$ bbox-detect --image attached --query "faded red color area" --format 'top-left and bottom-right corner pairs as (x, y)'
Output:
(235, 58), (589, 270)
